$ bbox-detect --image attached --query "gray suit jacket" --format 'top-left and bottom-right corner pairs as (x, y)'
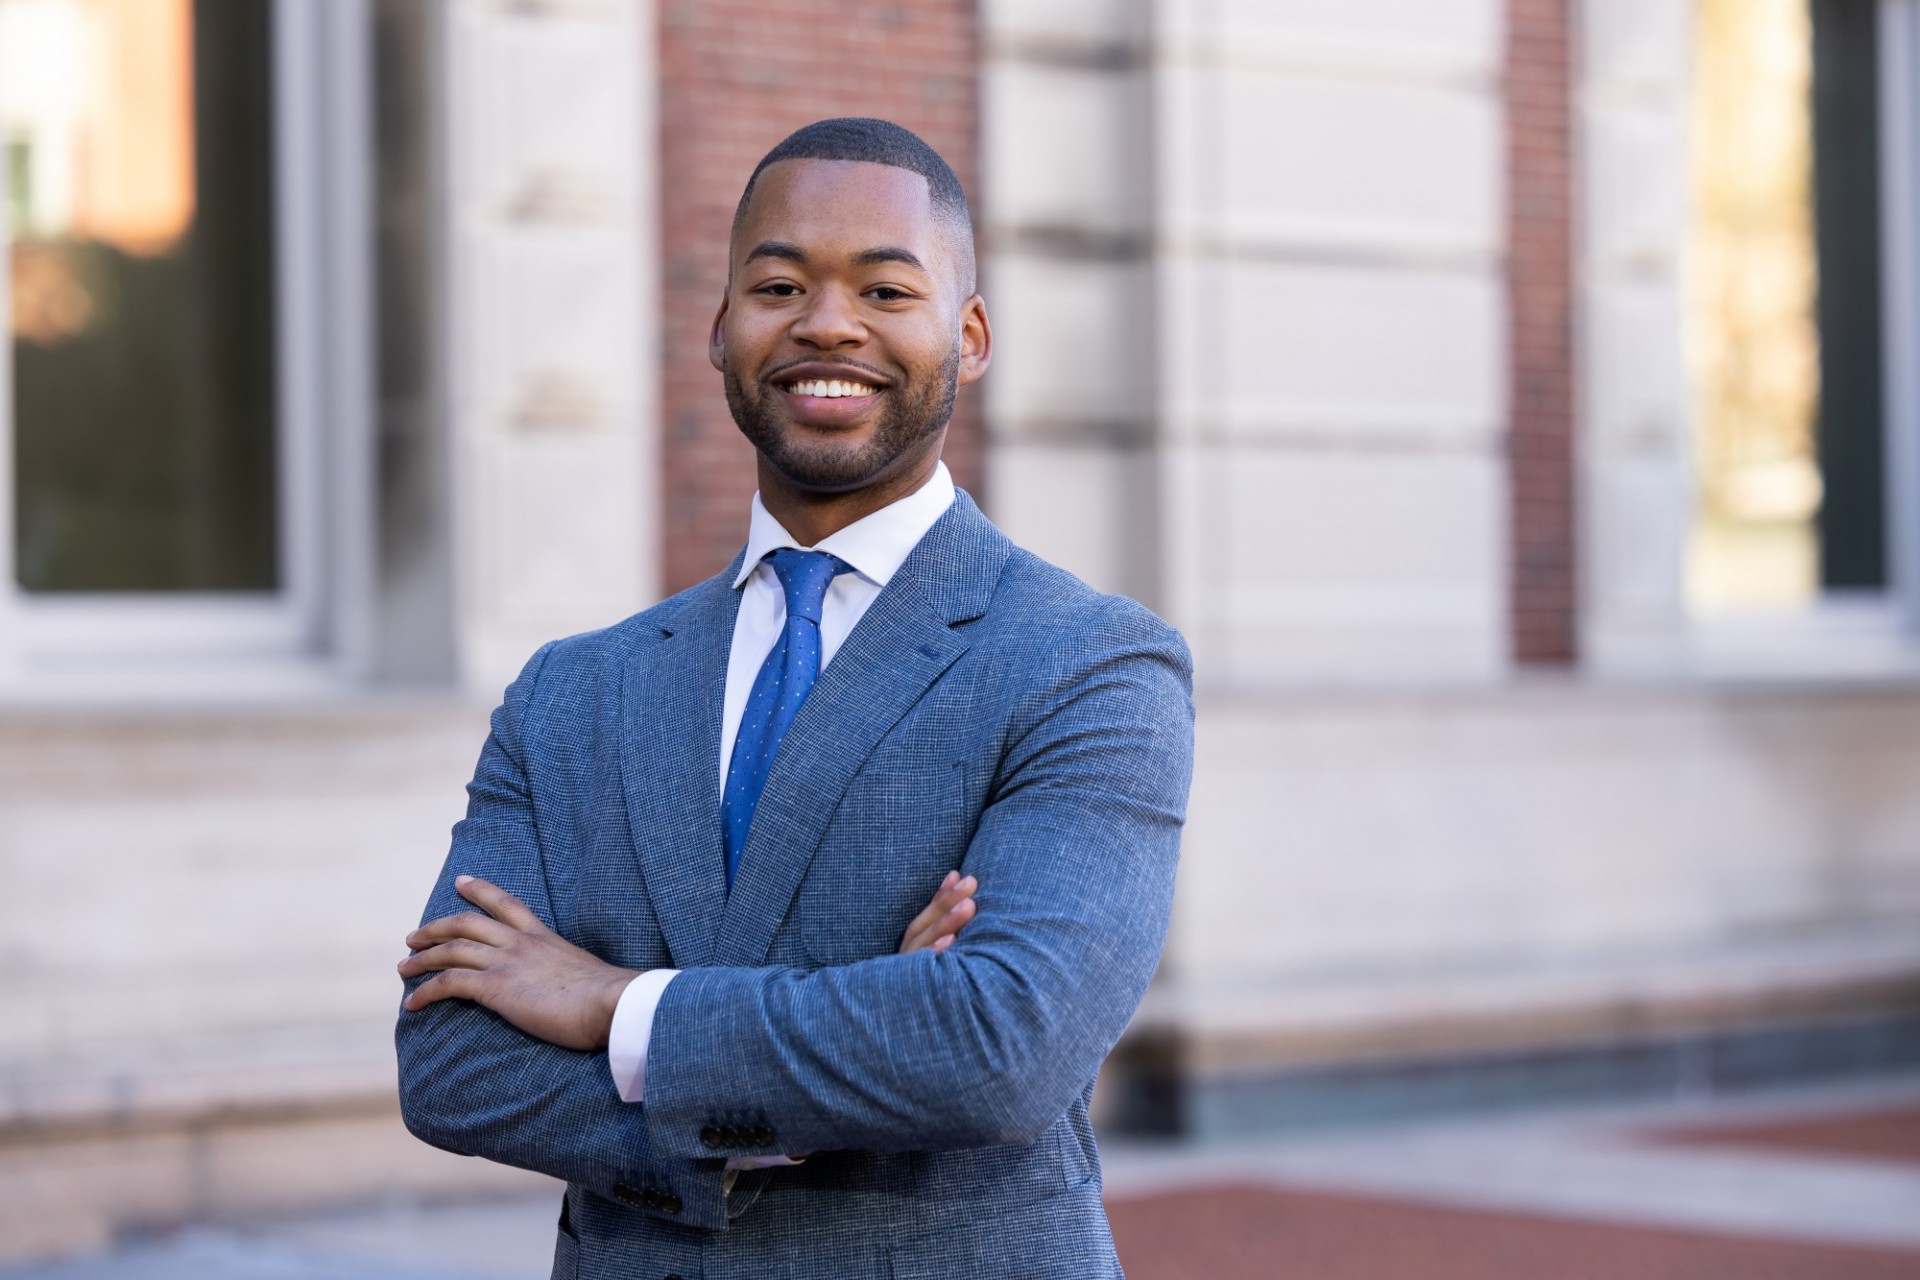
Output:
(396, 492), (1194, 1279)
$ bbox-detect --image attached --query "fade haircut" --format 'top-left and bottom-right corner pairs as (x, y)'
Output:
(731, 118), (977, 295)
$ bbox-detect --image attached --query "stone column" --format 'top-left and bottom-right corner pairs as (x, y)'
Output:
(443, 0), (660, 693)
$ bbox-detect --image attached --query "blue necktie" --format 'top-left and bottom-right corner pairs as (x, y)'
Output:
(722, 548), (851, 889)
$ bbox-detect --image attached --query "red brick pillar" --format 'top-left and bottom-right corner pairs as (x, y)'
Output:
(656, 0), (983, 592)
(1507, 0), (1579, 664)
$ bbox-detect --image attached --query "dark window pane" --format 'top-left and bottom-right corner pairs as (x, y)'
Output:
(1811, 0), (1888, 590)
(5, 0), (277, 593)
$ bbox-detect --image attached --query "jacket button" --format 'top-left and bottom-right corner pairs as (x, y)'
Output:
(659, 1192), (683, 1215)
(700, 1124), (722, 1148)
(665, 1274), (686, 1280)
(612, 1183), (644, 1207)
(752, 1124), (775, 1146)
(724, 1124), (745, 1147)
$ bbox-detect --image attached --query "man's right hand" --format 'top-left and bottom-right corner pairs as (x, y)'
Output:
(897, 871), (977, 954)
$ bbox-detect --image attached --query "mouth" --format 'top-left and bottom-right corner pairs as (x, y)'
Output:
(771, 367), (888, 425)
(778, 375), (883, 399)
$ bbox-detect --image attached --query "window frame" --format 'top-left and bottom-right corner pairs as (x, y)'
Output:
(0, 0), (373, 693)
(1883, 0), (1920, 630)
(1676, 0), (1920, 679)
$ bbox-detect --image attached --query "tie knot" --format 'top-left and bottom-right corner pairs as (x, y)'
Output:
(765, 548), (849, 625)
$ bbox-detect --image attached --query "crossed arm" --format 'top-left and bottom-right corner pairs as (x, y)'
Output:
(398, 869), (979, 1049)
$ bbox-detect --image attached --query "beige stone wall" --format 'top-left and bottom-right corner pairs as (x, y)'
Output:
(1175, 683), (1920, 988)
(445, 0), (659, 693)
(0, 705), (522, 1262)
(982, 0), (1511, 686)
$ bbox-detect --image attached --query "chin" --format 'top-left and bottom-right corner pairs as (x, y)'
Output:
(727, 367), (950, 493)
(764, 444), (900, 494)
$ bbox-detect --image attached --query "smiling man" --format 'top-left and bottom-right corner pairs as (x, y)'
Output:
(395, 119), (1194, 1279)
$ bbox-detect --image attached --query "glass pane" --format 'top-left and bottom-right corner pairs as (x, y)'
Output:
(1809, 0), (1886, 590)
(2, 0), (276, 593)
(1687, 0), (1823, 613)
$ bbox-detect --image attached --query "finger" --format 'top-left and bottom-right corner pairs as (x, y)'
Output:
(455, 875), (545, 932)
(397, 938), (499, 980)
(406, 910), (515, 951)
(401, 967), (482, 1012)
(898, 872), (960, 951)
(930, 896), (976, 941)
(932, 934), (953, 953)
(915, 874), (976, 926)
(900, 889), (977, 955)
(897, 872), (961, 954)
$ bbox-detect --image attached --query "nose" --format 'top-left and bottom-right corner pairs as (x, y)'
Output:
(789, 284), (865, 350)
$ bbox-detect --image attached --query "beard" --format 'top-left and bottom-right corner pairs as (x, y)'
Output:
(725, 347), (959, 492)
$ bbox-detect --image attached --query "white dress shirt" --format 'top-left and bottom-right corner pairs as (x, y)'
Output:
(605, 461), (957, 1111)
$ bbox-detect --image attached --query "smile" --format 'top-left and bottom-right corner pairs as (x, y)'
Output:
(779, 378), (881, 398)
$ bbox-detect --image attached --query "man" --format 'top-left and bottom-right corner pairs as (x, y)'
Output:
(396, 118), (1194, 1279)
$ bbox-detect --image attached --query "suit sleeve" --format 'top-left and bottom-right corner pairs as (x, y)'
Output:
(393, 642), (729, 1229)
(640, 600), (1195, 1158)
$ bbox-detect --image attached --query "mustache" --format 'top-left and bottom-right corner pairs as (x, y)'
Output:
(762, 357), (897, 386)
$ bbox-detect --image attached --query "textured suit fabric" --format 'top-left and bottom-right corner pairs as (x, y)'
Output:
(395, 492), (1195, 1279)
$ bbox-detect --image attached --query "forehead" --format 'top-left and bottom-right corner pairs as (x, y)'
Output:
(733, 159), (940, 262)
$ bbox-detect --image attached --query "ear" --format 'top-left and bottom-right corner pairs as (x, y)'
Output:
(955, 294), (992, 388)
(707, 292), (732, 373)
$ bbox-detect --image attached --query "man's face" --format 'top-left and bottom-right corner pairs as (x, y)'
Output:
(711, 159), (990, 494)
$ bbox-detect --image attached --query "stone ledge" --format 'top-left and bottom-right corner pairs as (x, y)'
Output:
(0, 1023), (398, 1144)
(1109, 929), (1920, 1136)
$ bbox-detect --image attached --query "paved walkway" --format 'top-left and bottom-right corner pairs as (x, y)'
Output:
(7, 1075), (1919, 1279)
(1103, 1078), (1920, 1279)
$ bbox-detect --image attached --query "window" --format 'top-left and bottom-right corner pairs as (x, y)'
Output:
(6, 0), (277, 594)
(0, 0), (371, 683)
(1687, 0), (1894, 615)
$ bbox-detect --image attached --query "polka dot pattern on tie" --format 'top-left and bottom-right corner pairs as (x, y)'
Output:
(720, 548), (852, 890)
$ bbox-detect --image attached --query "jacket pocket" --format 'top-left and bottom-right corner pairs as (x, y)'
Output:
(887, 1174), (1117, 1280)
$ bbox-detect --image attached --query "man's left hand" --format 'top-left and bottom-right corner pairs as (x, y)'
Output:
(399, 875), (637, 1051)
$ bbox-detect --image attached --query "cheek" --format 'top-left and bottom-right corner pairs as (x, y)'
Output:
(879, 324), (957, 378)
(721, 307), (785, 364)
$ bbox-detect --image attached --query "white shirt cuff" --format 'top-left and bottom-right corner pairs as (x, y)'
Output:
(727, 1154), (806, 1170)
(607, 968), (679, 1103)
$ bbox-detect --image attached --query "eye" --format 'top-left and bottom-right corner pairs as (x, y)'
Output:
(756, 281), (801, 297)
(867, 285), (911, 302)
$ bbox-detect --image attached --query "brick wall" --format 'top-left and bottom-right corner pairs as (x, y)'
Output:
(1507, 0), (1578, 664)
(656, 0), (983, 592)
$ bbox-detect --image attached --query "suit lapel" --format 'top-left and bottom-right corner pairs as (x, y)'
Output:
(618, 563), (741, 968)
(714, 493), (1010, 967)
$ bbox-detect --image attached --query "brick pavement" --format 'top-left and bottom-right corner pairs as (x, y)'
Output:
(1107, 1184), (1920, 1280)
(1652, 1102), (1920, 1165)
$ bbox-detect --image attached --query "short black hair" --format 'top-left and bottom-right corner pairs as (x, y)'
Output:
(731, 118), (976, 294)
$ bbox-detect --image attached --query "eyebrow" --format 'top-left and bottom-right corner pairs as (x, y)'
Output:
(852, 246), (928, 273)
(741, 240), (930, 274)
(744, 240), (806, 266)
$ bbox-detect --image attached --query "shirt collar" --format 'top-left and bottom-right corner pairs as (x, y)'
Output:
(732, 461), (957, 590)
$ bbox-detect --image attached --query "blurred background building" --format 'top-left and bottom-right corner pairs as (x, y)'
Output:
(3, 0), (1919, 1265)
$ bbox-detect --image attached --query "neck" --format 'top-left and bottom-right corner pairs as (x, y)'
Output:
(756, 441), (943, 546)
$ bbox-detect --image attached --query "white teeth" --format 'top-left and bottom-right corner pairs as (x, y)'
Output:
(788, 378), (876, 397)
